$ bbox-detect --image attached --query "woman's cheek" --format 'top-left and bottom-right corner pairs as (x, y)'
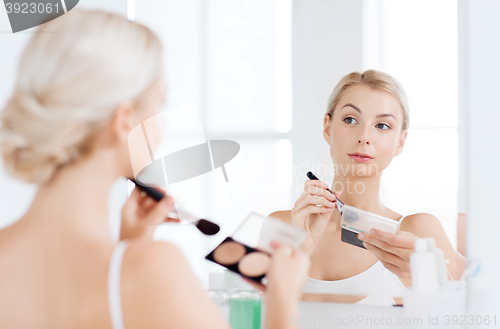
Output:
(330, 129), (349, 162)
(373, 139), (397, 168)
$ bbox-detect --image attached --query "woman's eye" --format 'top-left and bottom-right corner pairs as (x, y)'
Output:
(376, 123), (391, 130)
(344, 116), (357, 124)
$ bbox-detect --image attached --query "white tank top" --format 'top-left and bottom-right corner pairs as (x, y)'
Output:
(302, 216), (407, 306)
(108, 240), (129, 329)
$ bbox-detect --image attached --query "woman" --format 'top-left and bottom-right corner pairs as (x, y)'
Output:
(270, 70), (466, 305)
(0, 9), (309, 329)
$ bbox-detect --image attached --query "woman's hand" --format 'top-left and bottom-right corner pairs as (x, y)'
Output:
(244, 241), (310, 329)
(266, 241), (311, 300)
(120, 186), (178, 241)
(290, 180), (341, 252)
(358, 229), (418, 283)
(246, 241), (311, 299)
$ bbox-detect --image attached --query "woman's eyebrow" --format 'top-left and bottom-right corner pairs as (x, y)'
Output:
(341, 103), (361, 113)
(376, 113), (396, 120)
(341, 104), (397, 120)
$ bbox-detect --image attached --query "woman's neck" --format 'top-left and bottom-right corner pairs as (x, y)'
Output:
(20, 150), (121, 242)
(331, 173), (385, 213)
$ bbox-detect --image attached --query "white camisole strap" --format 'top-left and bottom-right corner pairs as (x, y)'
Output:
(398, 215), (406, 224)
(108, 240), (129, 329)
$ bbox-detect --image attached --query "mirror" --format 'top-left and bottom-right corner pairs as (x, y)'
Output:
(127, 0), (465, 304)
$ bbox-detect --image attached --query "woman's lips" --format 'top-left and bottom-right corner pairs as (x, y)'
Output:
(348, 153), (373, 163)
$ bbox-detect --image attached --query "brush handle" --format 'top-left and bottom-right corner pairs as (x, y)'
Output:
(127, 178), (220, 235)
(128, 178), (165, 201)
(306, 171), (344, 213)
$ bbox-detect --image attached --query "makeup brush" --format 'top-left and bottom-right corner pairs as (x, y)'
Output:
(127, 178), (220, 236)
(306, 171), (344, 213)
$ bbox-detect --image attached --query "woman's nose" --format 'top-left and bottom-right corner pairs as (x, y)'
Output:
(358, 127), (371, 145)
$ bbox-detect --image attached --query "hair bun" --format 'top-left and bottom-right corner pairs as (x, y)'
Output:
(0, 89), (98, 184)
(0, 9), (163, 185)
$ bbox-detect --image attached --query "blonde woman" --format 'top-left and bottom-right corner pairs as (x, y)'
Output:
(270, 70), (466, 305)
(0, 9), (309, 329)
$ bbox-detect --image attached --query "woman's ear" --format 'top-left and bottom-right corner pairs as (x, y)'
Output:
(108, 101), (135, 147)
(323, 114), (332, 145)
(394, 129), (408, 156)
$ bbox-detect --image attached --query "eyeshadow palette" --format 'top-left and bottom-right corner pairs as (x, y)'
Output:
(206, 237), (271, 283)
(340, 205), (401, 249)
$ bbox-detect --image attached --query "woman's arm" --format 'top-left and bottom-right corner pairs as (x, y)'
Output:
(264, 245), (310, 329)
(400, 213), (466, 279)
(359, 213), (467, 286)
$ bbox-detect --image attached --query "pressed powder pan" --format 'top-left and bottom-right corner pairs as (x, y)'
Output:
(238, 252), (271, 277)
(206, 237), (271, 283)
(213, 241), (246, 265)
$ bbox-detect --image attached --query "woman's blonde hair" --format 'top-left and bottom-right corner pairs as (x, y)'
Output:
(326, 70), (409, 131)
(0, 9), (163, 185)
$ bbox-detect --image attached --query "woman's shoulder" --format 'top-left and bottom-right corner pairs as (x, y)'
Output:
(119, 239), (228, 328)
(121, 239), (186, 284)
(268, 210), (292, 223)
(400, 212), (443, 236)
(119, 240), (187, 324)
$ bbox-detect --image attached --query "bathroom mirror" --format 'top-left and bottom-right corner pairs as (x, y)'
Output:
(130, 0), (467, 305)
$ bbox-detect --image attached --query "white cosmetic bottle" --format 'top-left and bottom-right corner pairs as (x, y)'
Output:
(207, 272), (230, 322)
(410, 238), (440, 293)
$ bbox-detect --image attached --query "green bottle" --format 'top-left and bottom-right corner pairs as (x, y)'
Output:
(229, 279), (262, 329)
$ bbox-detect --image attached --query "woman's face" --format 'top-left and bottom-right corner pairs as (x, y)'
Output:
(323, 85), (407, 177)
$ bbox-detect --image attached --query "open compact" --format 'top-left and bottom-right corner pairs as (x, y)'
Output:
(206, 237), (271, 282)
(340, 204), (401, 249)
(205, 213), (306, 283)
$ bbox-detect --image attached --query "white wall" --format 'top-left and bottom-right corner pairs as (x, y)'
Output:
(459, 0), (500, 318)
(291, 0), (364, 200)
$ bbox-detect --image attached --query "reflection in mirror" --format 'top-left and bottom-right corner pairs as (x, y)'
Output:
(267, 0), (466, 307)
(103, 0), (469, 308)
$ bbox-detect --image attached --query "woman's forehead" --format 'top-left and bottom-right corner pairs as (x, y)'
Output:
(336, 85), (403, 118)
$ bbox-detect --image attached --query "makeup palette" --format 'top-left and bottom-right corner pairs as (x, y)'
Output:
(205, 213), (306, 283)
(341, 204), (401, 249)
(206, 237), (271, 283)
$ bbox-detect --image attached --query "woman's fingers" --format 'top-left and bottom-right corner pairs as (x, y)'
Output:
(363, 242), (403, 267)
(242, 277), (266, 293)
(292, 205), (334, 220)
(141, 197), (156, 210)
(304, 185), (337, 201)
(294, 195), (336, 211)
(270, 240), (282, 250)
(143, 196), (175, 225)
(370, 229), (416, 249)
(304, 179), (330, 191)
(358, 233), (396, 254)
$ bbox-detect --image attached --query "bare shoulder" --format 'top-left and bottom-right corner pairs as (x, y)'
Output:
(121, 239), (188, 288)
(268, 210), (292, 224)
(119, 240), (190, 327)
(400, 213), (444, 237)
(119, 240), (229, 329)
